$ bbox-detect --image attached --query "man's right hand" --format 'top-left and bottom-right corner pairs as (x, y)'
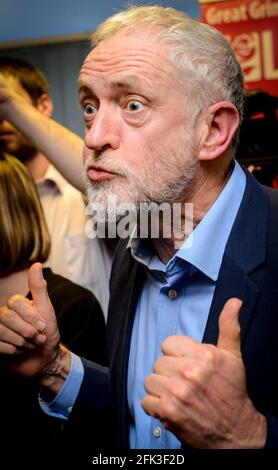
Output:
(0, 263), (71, 393)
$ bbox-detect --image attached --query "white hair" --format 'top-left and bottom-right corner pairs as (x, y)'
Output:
(91, 5), (244, 134)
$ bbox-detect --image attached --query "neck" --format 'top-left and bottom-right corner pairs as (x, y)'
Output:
(26, 152), (50, 181)
(153, 161), (233, 264)
(0, 269), (30, 306)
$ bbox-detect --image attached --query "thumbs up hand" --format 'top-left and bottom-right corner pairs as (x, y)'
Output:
(142, 298), (266, 448)
(0, 263), (67, 386)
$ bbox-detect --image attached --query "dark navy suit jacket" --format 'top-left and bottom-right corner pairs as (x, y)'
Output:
(63, 168), (278, 455)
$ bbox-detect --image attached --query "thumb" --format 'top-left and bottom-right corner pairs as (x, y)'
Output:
(28, 263), (54, 319)
(217, 298), (243, 358)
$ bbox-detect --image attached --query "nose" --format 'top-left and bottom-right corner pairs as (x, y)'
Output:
(84, 106), (120, 152)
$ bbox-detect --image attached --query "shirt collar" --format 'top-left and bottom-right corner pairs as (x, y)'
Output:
(128, 161), (246, 281)
(176, 161), (246, 280)
(36, 165), (68, 195)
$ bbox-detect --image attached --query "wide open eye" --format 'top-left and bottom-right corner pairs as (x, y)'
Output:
(84, 103), (97, 116)
(126, 100), (144, 112)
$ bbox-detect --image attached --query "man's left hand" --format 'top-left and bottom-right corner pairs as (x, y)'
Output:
(142, 298), (266, 448)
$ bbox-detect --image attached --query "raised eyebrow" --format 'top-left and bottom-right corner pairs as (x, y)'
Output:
(78, 77), (144, 102)
(78, 81), (137, 95)
(78, 85), (97, 101)
(109, 77), (143, 92)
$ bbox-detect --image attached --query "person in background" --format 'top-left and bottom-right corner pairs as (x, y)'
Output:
(0, 5), (278, 458)
(0, 151), (107, 462)
(0, 58), (111, 317)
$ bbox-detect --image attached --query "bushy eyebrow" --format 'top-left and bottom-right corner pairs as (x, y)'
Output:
(108, 76), (143, 92)
(78, 85), (93, 99)
(78, 75), (145, 100)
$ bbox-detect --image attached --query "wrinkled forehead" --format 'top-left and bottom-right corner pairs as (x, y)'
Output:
(79, 25), (171, 78)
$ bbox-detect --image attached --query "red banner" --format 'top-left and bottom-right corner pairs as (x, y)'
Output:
(201, 0), (278, 96)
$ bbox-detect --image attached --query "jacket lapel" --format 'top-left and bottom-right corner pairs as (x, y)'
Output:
(107, 241), (145, 448)
(203, 256), (260, 345)
(203, 169), (269, 346)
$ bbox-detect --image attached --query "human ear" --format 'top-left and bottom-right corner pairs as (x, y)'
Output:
(198, 101), (239, 161)
(36, 93), (53, 117)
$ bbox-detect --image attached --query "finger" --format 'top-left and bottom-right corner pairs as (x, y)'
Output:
(142, 380), (211, 437)
(0, 324), (38, 351)
(28, 263), (54, 322)
(144, 373), (169, 397)
(217, 298), (242, 358)
(145, 371), (204, 409)
(5, 299), (46, 332)
(153, 355), (203, 383)
(154, 355), (185, 376)
(141, 394), (161, 419)
(0, 342), (23, 355)
(161, 335), (201, 357)
(141, 394), (178, 426)
(0, 305), (46, 344)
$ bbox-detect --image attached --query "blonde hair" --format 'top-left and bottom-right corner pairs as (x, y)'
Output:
(91, 5), (244, 136)
(0, 153), (50, 276)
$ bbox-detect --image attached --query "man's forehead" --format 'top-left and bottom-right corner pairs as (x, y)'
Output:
(79, 40), (170, 89)
(83, 24), (168, 65)
(78, 74), (147, 95)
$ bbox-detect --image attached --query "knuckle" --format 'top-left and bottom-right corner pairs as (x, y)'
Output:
(144, 374), (153, 390)
(199, 344), (217, 366)
(0, 308), (16, 326)
(15, 336), (26, 348)
(161, 399), (179, 422)
(7, 294), (25, 310)
(182, 363), (202, 384)
(161, 335), (175, 353)
(23, 326), (37, 340)
(169, 379), (191, 403)
(153, 357), (163, 373)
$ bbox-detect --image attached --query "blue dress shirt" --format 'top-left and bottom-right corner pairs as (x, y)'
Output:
(128, 161), (246, 448)
(41, 161), (246, 448)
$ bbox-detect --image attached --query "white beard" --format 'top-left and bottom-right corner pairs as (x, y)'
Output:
(83, 134), (197, 221)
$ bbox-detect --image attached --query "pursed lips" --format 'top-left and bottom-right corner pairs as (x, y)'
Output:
(87, 165), (118, 181)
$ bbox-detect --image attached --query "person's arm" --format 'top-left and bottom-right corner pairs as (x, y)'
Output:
(39, 352), (84, 419)
(0, 73), (85, 192)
